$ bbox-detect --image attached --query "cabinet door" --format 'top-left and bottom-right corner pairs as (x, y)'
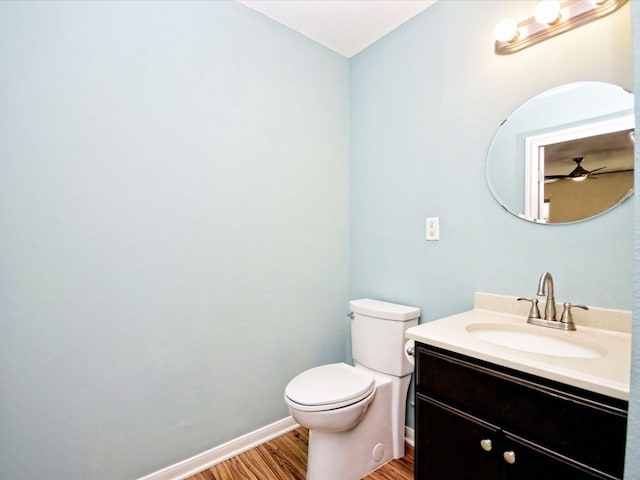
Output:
(415, 395), (500, 480)
(415, 396), (610, 480)
(501, 433), (611, 480)
(416, 342), (627, 478)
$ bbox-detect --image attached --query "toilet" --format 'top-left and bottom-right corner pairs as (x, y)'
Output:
(284, 298), (420, 480)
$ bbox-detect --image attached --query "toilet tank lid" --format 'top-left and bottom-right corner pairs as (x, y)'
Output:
(350, 299), (421, 321)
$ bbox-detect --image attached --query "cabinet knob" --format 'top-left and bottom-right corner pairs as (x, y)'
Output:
(503, 450), (516, 464)
(480, 439), (492, 452)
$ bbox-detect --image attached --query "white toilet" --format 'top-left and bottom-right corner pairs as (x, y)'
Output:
(284, 298), (420, 480)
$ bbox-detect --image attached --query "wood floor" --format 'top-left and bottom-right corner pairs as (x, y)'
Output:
(187, 427), (414, 480)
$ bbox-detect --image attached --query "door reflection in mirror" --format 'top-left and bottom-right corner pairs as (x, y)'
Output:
(525, 114), (634, 223)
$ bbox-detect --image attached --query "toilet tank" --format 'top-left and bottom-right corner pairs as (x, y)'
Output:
(350, 299), (421, 377)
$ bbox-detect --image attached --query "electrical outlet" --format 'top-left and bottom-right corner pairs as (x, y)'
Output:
(426, 217), (440, 241)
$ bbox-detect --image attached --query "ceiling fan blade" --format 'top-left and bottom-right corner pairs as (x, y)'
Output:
(588, 166), (607, 174)
(591, 168), (633, 176)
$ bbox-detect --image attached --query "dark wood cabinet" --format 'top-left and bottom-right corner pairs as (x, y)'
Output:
(414, 343), (628, 480)
(417, 395), (500, 480)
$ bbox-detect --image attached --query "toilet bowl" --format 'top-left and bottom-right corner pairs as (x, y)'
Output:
(285, 363), (376, 433)
(284, 299), (421, 480)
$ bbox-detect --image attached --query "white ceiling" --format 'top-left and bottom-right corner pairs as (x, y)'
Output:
(236, 0), (437, 58)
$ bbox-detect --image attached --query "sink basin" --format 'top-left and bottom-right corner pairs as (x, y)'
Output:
(466, 323), (607, 358)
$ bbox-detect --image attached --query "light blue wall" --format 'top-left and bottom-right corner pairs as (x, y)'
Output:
(628, 2), (640, 477)
(1, 0), (638, 478)
(350, 0), (633, 432)
(0, 1), (348, 479)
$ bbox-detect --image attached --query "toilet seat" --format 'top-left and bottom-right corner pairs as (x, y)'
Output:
(285, 363), (375, 412)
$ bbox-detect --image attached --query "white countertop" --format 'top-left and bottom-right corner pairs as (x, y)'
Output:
(405, 293), (631, 401)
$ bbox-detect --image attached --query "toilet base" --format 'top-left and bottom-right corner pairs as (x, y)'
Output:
(306, 368), (411, 480)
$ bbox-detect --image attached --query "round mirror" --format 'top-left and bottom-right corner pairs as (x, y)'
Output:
(486, 82), (634, 224)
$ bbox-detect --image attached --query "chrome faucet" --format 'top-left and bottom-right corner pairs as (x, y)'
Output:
(537, 271), (556, 321)
(517, 272), (587, 331)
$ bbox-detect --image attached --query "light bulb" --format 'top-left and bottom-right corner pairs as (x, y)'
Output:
(535, 1), (561, 25)
(494, 18), (519, 43)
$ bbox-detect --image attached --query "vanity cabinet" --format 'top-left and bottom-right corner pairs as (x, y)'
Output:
(414, 343), (628, 480)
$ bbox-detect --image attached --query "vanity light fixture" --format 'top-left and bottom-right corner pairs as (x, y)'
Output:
(494, 0), (628, 54)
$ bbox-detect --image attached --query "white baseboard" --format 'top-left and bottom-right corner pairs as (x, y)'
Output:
(404, 426), (415, 447)
(138, 416), (299, 480)
(139, 418), (415, 480)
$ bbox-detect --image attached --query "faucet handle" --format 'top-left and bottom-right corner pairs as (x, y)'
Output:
(560, 302), (588, 325)
(517, 297), (541, 320)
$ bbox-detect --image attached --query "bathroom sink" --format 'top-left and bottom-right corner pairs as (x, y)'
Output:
(405, 293), (632, 399)
(465, 323), (606, 358)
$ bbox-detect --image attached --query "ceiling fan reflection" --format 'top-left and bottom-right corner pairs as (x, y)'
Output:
(544, 157), (607, 183)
